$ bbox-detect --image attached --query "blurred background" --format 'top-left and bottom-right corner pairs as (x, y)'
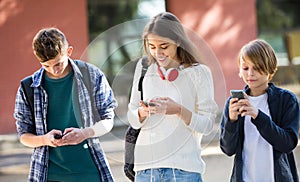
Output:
(1, 0), (300, 133)
(0, 0), (299, 181)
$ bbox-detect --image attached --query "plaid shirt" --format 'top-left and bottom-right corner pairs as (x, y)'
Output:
(14, 59), (117, 182)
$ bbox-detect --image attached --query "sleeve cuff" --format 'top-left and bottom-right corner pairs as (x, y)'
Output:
(90, 119), (114, 137)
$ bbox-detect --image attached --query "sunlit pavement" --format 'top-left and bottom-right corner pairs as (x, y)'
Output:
(0, 126), (299, 182)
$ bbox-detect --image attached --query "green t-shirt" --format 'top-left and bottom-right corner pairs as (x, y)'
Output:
(43, 71), (99, 182)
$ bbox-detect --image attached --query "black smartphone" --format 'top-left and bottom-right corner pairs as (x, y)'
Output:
(148, 102), (156, 107)
(142, 101), (156, 107)
(230, 90), (244, 99)
(54, 133), (63, 139)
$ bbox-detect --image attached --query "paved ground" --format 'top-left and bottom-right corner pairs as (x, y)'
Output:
(0, 126), (299, 182)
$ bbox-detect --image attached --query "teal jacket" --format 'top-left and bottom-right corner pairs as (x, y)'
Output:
(220, 83), (299, 182)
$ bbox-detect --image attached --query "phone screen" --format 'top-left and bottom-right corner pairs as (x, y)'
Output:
(142, 101), (156, 107)
(230, 90), (244, 99)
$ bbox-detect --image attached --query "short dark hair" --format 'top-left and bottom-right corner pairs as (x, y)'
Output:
(32, 28), (68, 62)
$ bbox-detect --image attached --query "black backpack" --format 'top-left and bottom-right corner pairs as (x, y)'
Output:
(124, 57), (149, 181)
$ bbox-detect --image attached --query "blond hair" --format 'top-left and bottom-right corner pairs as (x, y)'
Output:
(142, 12), (202, 65)
(239, 39), (277, 80)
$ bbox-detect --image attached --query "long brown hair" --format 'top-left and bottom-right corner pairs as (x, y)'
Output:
(143, 12), (202, 65)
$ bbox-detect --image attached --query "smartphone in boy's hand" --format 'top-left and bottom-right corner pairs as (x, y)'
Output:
(54, 133), (63, 139)
(230, 90), (244, 99)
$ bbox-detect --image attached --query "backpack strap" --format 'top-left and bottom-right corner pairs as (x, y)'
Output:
(74, 60), (101, 122)
(124, 56), (149, 181)
(138, 56), (149, 100)
(74, 60), (91, 91)
(20, 76), (35, 121)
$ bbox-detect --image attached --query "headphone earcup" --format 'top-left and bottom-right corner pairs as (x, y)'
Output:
(166, 68), (178, 82)
(157, 66), (179, 81)
(157, 66), (166, 80)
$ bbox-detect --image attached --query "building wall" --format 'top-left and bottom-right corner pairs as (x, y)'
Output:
(166, 0), (257, 107)
(0, 0), (89, 134)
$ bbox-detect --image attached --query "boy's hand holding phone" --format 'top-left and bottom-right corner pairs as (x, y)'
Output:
(229, 90), (246, 121)
(54, 133), (63, 139)
(229, 90), (258, 119)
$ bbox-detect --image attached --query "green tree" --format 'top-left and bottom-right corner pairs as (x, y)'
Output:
(257, 0), (292, 33)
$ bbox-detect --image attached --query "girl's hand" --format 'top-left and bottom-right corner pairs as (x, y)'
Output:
(137, 100), (152, 122)
(150, 97), (192, 125)
(149, 97), (180, 115)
